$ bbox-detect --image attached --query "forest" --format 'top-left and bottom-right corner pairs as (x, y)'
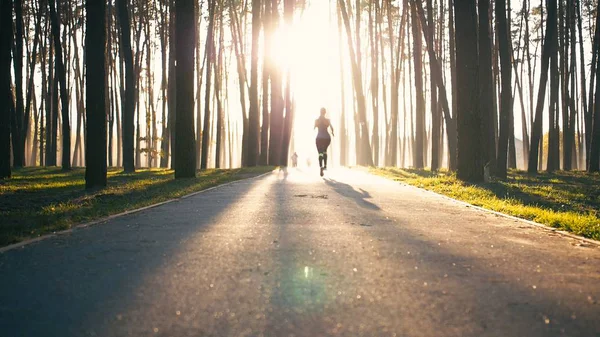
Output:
(1, 0), (600, 187)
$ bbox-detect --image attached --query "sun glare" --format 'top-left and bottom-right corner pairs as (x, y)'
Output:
(272, 1), (343, 165)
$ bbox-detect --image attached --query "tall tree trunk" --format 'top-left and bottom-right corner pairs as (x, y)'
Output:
(71, 13), (84, 167)
(425, 0), (439, 171)
(454, 0), (483, 182)
(547, 46), (560, 172)
(50, 54), (59, 166)
(229, 0), (249, 166)
(495, 0), (512, 179)
(159, 1), (169, 168)
(117, 0), (136, 172)
(338, 1), (348, 166)
(369, 1), (380, 167)
(48, 0), (71, 170)
(0, 0), (12, 178)
(133, 16), (143, 169)
(45, 39), (55, 166)
(528, 0), (557, 173)
(107, 2), (114, 167)
(246, 0), (261, 166)
(338, 0), (373, 166)
(168, 1), (176, 168)
(214, 4), (225, 169)
(280, 0), (294, 166)
(194, 0), (202, 168)
(269, 0), (284, 166)
(174, 0), (197, 177)
(260, 0), (271, 166)
(85, 0), (107, 188)
(563, 0), (577, 170)
(447, 0), (457, 170)
(478, 0), (495, 171)
(410, 0), (424, 169)
(576, 0), (587, 168)
(414, 0), (457, 171)
(588, 0), (600, 172)
(12, 0), (25, 167)
(201, 0), (216, 169)
(24, 3), (43, 167)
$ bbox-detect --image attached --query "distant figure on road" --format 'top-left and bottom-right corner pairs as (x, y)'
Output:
(314, 107), (334, 177)
(291, 152), (298, 167)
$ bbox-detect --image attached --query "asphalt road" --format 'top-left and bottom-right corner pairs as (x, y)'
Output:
(1, 167), (599, 337)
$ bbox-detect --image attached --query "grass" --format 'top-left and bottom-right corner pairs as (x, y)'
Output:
(0, 166), (273, 247)
(370, 167), (600, 241)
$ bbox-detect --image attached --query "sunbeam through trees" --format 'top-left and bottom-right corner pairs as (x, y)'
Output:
(1, 0), (600, 185)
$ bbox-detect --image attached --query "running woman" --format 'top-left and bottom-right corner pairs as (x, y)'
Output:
(314, 107), (334, 177)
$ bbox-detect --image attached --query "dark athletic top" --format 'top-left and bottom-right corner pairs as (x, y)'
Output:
(315, 117), (331, 139)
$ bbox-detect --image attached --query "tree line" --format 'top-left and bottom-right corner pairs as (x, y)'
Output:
(1, 0), (600, 187)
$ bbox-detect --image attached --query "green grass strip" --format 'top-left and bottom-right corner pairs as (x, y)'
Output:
(0, 167), (273, 247)
(371, 167), (600, 241)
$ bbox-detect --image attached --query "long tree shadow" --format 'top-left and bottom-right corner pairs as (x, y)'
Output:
(323, 178), (381, 210)
(0, 169), (251, 246)
(266, 174), (600, 336)
(0, 175), (266, 337)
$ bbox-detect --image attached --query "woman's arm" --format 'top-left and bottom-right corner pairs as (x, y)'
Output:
(329, 120), (335, 136)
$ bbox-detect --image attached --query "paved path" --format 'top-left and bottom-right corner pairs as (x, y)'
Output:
(1, 168), (599, 337)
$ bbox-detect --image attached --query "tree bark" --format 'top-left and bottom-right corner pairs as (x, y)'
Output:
(12, 0), (25, 167)
(477, 0), (495, 172)
(215, 5), (225, 168)
(48, 0), (71, 170)
(280, 0), (294, 166)
(174, 0), (197, 177)
(338, 0), (373, 166)
(201, 0), (216, 169)
(116, 0), (136, 172)
(0, 0), (12, 178)
(269, 0), (285, 166)
(229, 0), (249, 166)
(85, 0), (107, 188)
(260, 0), (271, 165)
(369, 1), (380, 167)
(246, 0), (261, 166)
(410, 0), (424, 169)
(495, 0), (513, 179)
(159, 1), (169, 168)
(528, 0), (557, 173)
(413, 0), (456, 170)
(588, 0), (600, 172)
(454, 0), (483, 182)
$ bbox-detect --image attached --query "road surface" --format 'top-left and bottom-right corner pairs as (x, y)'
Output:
(1, 167), (599, 337)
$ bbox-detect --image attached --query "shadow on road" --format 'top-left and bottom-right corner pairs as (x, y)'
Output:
(0, 176), (266, 337)
(323, 178), (381, 211)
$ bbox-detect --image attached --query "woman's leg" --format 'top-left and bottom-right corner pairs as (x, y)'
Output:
(322, 138), (331, 168)
(316, 139), (325, 168)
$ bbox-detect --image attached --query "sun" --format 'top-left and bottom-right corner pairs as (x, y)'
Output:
(271, 1), (345, 164)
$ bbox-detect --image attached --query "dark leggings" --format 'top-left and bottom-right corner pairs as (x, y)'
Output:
(316, 138), (331, 168)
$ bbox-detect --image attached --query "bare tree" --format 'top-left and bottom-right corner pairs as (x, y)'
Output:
(246, 0), (261, 166)
(48, 0), (71, 170)
(528, 0), (557, 173)
(0, 0), (12, 178)
(454, 0), (483, 181)
(495, 0), (513, 179)
(85, 0), (107, 188)
(174, 0), (197, 177)
(116, 0), (136, 172)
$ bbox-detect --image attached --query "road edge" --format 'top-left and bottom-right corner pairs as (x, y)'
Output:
(394, 180), (600, 247)
(0, 170), (273, 254)
(356, 167), (599, 247)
